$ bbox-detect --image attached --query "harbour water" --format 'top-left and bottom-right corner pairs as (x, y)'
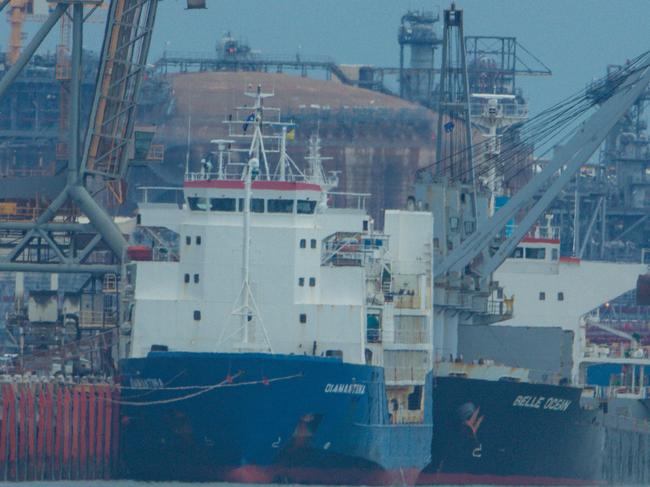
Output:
(6, 483), (642, 487)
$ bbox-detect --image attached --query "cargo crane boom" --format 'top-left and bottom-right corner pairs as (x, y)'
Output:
(435, 52), (650, 280)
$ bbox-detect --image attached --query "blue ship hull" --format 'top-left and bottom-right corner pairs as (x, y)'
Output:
(118, 352), (432, 484)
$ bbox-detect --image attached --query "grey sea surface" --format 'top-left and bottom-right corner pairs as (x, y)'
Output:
(0, 484), (513, 487)
(0, 483), (537, 487)
(3, 484), (642, 487)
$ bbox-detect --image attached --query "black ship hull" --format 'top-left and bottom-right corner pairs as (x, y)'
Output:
(418, 376), (604, 485)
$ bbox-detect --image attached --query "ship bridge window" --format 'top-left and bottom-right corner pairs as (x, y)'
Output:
(268, 199), (294, 213)
(525, 247), (546, 260)
(238, 198), (265, 213)
(511, 247), (523, 258)
(210, 197), (236, 212)
(297, 200), (317, 214)
(188, 197), (208, 211)
(551, 248), (559, 261)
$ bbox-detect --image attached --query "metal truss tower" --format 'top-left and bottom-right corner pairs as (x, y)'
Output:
(0, 0), (157, 277)
(434, 3), (474, 184)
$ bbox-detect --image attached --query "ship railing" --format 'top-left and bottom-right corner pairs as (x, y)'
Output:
(583, 345), (649, 360)
(393, 292), (422, 309)
(79, 310), (117, 328)
(393, 329), (430, 345)
(525, 225), (561, 240)
(184, 171), (321, 185)
(159, 49), (336, 65)
(469, 99), (528, 119)
(486, 298), (513, 317)
(326, 191), (370, 210)
(321, 238), (384, 267)
(137, 186), (184, 205)
(385, 366), (428, 383)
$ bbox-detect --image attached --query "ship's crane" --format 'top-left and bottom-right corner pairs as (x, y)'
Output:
(435, 52), (650, 281)
(0, 0), (160, 274)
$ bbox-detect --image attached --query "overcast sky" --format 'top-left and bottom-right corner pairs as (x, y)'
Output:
(5, 0), (650, 115)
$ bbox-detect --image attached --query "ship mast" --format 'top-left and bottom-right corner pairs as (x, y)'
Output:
(219, 85), (274, 352)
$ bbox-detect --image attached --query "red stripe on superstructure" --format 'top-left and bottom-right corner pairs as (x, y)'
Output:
(560, 256), (581, 264)
(521, 237), (560, 244)
(416, 472), (599, 486)
(184, 180), (322, 192)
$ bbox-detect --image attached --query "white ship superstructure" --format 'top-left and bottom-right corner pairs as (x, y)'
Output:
(491, 221), (648, 383)
(127, 87), (434, 421)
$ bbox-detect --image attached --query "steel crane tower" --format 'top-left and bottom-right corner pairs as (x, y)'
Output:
(0, 0), (158, 276)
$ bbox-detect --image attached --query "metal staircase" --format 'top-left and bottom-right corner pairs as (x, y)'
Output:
(82, 0), (158, 180)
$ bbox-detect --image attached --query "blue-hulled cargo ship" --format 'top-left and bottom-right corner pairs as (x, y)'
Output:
(118, 87), (436, 483)
(120, 353), (432, 483)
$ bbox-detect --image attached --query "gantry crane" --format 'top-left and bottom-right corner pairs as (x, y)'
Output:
(0, 0), (158, 275)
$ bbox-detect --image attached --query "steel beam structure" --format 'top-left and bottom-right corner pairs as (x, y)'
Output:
(437, 53), (650, 279)
(0, 0), (135, 274)
(0, 4), (68, 100)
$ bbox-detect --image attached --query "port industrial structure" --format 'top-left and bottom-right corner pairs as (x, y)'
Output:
(0, 0), (648, 481)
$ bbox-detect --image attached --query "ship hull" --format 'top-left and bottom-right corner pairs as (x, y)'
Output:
(118, 351), (431, 484)
(417, 376), (604, 485)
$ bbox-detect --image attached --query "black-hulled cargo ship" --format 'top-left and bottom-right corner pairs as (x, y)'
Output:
(418, 374), (603, 485)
